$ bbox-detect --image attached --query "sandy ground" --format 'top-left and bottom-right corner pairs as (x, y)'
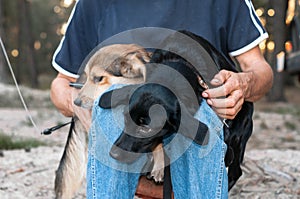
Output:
(0, 83), (300, 199)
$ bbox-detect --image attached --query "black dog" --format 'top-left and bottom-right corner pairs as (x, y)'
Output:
(99, 49), (210, 163)
(179, 31), (254, 190)
(99, 30), (253, 190)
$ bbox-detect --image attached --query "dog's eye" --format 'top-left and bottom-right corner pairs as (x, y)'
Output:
(93, 76), (104, 83)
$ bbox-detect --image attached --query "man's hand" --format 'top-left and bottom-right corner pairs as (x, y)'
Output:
(202, 46), (273, 119)
(50, 73), (76, 117)
(202, 70), (251, 119)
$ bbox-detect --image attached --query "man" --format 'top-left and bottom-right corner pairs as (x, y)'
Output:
(51, 0), (273, 198)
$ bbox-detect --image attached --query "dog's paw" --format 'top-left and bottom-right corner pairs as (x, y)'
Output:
(147, 168), (164, 184)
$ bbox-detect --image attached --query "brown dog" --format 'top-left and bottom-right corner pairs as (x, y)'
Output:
(74, 44), (149, 109)
(54, 44), (152, 199)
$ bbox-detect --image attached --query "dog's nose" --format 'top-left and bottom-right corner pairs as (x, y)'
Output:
(109, 145), (141, 164)
(110, 145), (122, 160)
(74, 98), (82, 107)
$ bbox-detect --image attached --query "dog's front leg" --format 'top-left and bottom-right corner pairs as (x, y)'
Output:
(148, 143), (165, 184)
(55, 119), (88, 199)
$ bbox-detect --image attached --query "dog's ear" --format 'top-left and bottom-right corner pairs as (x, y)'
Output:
(178, 104), (209, 145)
(134, 48), (151, 63)
(127, 49), (150, 80)
(98, 85), (137, 109)
(108, 57), (130, 76)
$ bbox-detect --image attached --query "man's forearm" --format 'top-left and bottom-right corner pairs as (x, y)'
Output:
(242, 63), (273, 102)
(236, 47), (273, 102)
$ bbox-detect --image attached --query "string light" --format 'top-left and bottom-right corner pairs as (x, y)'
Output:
(267, 9), (275, 17)
(11, 49), (19, 57)
(62, 0), (74, 8)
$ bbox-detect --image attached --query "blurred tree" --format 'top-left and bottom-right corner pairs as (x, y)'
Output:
(264, 0), (288, 101)
(18, 0), (38, 88)
(0, 0), (9, 84)
(253, 0), (288, 101)
(1, 0), (74, 88)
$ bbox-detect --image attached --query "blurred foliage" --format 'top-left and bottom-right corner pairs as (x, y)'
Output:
(1, 0), (74, 89)
(0, 132), (47, 150)
(253, 0), (269, 7)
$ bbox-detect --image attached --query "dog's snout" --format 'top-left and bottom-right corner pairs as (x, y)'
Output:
(109, 145), (122, 160)
(109, 145), (141, 164)
(74, 98), (82, 107)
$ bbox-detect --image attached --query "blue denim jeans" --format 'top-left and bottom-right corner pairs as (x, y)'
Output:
(87, 85), (228, 199)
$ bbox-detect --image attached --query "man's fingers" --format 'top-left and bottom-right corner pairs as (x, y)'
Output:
(203, 81), (236, 99)
(209, 96), (244, 119)
(210, 70), (232, 86)
(203, 70), (242, 99)
(202, 70), (248, 119)
(204, 84), (228, 99)
(207, 90), (243, 107)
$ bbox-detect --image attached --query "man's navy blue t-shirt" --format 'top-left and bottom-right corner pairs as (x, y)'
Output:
(52, 0), (268, 77)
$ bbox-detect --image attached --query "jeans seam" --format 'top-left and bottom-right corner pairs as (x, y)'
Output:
(90, 125), (97, 199)
(216, 140), (226, 199)
(91, 155), (97, 199)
